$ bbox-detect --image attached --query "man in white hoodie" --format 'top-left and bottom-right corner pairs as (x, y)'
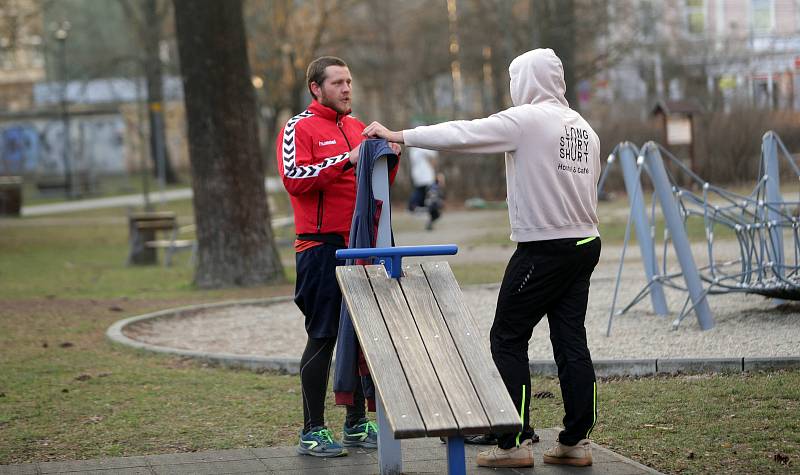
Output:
(363, 48), (600, 468)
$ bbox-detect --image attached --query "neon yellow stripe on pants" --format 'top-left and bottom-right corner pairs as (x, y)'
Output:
(586, 382), (597, 438)
(516, 385), (526, 446)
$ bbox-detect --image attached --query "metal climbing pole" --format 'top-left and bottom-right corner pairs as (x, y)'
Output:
(618, 142), (669, 316)
(762, 131), (784, 279)
(642, 142), (715, 330)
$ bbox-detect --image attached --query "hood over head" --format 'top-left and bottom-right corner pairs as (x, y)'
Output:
(509, 48), (568, 107)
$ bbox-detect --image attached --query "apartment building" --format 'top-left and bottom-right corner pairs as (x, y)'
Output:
(0, 0), (44, 112)
(600, 0), (800, 111)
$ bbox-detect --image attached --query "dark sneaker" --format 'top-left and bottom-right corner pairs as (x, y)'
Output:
(464, 431), (539, 445)
(543, 439), (593, 466)
(465, 433), (498, 445)
(342, 419), (378, 449)
(297, 427), (347, 457)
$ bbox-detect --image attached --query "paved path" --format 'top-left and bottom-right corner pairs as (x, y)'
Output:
(0, 429), (662, 474)
(21, 178), (281, 217)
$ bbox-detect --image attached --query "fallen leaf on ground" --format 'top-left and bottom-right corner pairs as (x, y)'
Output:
(773, 452), (790, 465)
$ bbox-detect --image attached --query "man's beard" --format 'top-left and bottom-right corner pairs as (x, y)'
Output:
(319, 91), (348, 114)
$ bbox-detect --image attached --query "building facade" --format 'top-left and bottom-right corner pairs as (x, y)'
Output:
(600, 0), (800, 111)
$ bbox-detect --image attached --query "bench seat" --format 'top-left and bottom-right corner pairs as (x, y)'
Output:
(144, 239), (195, 249)
(336, 261), (520, 440)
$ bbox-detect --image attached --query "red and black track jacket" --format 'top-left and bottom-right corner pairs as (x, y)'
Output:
(277, 100), (397, 251)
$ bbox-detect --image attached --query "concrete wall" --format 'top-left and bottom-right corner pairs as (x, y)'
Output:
(0, 113), (125, 176)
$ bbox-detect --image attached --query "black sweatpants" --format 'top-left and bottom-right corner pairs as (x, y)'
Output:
(490, 237), (601, 449)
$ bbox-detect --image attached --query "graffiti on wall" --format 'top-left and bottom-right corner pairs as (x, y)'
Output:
(1, 126), (40, 174)
(0, 115), (126, 176)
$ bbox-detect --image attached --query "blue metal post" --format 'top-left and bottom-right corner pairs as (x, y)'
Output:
(618, 142), (669, 316)
(372, 155), (393, 249)
(337, 245), (459, 262)
(596, 152), (615, 198)
(376, 398), (402, 475)
(370, 154), (402, 475)
(643, 142), (714, 330)
(446, 437), (466, 475)
(762, 131), (784, 278)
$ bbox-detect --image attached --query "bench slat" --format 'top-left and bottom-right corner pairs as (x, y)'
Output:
(422, 261), (522, 434)
(365, 265), (458, 437)
(144, 239), (195, 248)
(399, 263), (491, 435)
(335, 266), (426, 438)
(129, 211), (176, 220)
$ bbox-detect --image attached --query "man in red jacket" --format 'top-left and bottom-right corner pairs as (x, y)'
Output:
(276, 56), (400, 457)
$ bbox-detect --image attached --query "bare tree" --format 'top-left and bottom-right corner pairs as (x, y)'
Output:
(173, 0), (284, 288)
(244, 0), (372, 176)
(118, 0), (179, 184)
(530, 0), (578, 107)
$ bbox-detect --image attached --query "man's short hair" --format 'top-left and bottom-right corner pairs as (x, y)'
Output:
(307, 56), (348, 99)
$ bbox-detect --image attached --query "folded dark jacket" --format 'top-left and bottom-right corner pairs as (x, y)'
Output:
(334, 139), (398, 410)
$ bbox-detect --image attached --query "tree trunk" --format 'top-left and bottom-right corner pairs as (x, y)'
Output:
(532, 0), (578, 109)
(143, 0), (178, 184)
(173, 0), (285, 288)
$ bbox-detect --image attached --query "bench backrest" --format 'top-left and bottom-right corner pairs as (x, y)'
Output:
(129, 211), (177, 221)
(129, 211), (178, 232)
(336, 261), (521, 439)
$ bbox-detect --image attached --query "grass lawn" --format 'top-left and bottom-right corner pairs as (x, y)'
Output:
(1, 199), (798, 474)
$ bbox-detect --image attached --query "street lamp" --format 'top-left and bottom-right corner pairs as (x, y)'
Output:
(53, 20), (72, 198)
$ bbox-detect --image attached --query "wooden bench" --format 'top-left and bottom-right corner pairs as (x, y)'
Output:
(0, 176), (22, 216)
(144, 223), (197, 267)
(336, 251), (521, 475)
(127, 211), (184, 266)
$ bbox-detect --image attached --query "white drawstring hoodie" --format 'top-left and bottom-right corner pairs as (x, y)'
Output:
(403, 48), (600, 242)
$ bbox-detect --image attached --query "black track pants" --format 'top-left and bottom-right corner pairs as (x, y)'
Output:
(490, 237), (601, 449)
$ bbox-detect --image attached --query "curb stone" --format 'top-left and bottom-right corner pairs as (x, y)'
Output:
(743, 356), (800, 372)
(106, 296), (299, 373)
(656, 357), (743, 374)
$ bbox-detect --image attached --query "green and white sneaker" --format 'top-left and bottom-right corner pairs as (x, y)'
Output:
(297, 426), (347, 457)
(342, 419), (378, 449)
